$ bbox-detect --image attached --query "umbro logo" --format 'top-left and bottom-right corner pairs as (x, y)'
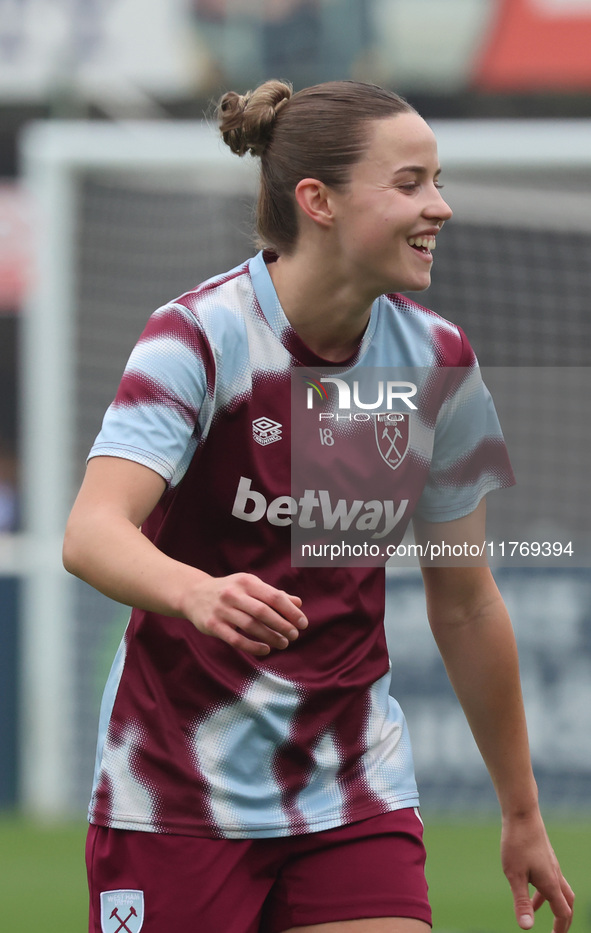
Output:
(252, 417), (282, 446)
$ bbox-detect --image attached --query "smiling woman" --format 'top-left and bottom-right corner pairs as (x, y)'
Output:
(219, 80), (416, 257)
(220, 82), (452, 348)
(62, 79), (574, 933)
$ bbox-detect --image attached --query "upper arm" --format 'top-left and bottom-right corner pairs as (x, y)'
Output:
(413, 498), (487, 568)
(413, 501), (502, 624)
(67, 456), (167, 529)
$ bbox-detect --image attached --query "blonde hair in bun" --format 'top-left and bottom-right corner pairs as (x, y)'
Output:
(217, 79), (293, 157)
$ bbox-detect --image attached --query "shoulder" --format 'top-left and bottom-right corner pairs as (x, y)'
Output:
(173, 259), (253, 326)
(117, 260), (254, 391)
(383, 292), (476, 368)
(137, 259), (254, 361)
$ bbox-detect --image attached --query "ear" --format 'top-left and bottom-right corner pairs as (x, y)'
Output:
(294, 178), (335, 230)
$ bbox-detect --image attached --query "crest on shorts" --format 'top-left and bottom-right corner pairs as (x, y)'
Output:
(100, 890), (144, 933)
(375, 413), (410, 471)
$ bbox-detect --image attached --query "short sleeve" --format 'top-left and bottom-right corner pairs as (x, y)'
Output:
(88, 302), (214, 487)
(414, 363), (515, 522)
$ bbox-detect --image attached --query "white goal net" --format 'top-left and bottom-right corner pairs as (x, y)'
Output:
(14, 118), (591, 816)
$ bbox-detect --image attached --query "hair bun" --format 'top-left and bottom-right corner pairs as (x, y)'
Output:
(218, 80), (293, 157)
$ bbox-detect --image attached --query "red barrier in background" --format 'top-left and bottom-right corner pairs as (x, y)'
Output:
(473, 0), (591, 91)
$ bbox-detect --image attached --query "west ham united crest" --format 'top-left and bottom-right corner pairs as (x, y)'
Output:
(375, 413), (410, 470)
(100, 890), (144, 933)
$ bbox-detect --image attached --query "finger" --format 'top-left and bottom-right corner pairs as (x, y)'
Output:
(532, 891), (547, 912)
(219, 591), (307, 648)
(287, 593), (308, 622)
(509, 878), (534, 930)
(226, 593), (302, 642)
(547, 883), (574, 933)
(231, 609), (296, 649)
(244, 578), (308, 628)
(232, 582), (308, 633)
(207, 617), (273, 657)
(532, 876), (574, 933)
(551, 907), (573, 933)
(265, 590), (308, 628)
(562, 875), (575, 910)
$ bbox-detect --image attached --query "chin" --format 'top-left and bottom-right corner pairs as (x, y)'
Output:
(399, 277), (432, 293)
(380, 267), (432, 295)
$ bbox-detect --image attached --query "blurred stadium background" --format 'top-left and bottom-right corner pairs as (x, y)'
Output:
(1, 1), (591, 930)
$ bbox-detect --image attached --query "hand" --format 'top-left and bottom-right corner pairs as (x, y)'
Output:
(501, 810), (574, 933)
(182, 571), (308, 656)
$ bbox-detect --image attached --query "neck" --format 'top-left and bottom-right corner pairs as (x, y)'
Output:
(266, 250), (375, 363)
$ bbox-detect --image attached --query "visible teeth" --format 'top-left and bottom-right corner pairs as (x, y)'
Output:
(408, 236), (436, 250)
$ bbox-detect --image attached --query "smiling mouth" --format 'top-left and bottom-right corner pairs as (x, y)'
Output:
(408, 236), (437, 253)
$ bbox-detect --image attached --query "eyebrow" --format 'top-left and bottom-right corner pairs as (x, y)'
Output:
(393, 165), (442, 177)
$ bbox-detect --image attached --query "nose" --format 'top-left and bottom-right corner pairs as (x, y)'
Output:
(425, 186), (453, 223)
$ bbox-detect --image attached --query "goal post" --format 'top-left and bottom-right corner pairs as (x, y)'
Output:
(18, 121), (259, 817)
(15, 117), (591, 817)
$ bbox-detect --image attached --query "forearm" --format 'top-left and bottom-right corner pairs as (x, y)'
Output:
(63, 457), (307, 656)
(63, 506), (207, 618)
(426, 577), (538, 817)
(419, 527), (573, 930)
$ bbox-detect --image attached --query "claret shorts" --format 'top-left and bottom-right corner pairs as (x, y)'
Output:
(87, 807), (431, 933)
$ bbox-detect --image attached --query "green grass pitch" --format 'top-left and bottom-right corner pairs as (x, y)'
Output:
(0, 814), (588, 932)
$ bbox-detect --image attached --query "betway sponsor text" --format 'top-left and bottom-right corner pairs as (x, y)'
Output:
(231, 476), (408, 540)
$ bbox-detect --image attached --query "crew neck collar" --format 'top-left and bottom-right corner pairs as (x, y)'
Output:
(248, 250), (379, 369)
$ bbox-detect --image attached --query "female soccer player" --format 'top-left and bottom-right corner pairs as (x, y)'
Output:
(63, 79), (574, 933)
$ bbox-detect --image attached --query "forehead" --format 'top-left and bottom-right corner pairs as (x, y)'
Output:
(356, 112), (439, 176)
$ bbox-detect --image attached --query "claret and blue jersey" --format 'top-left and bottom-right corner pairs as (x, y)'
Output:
(87, 250), (514, 840)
